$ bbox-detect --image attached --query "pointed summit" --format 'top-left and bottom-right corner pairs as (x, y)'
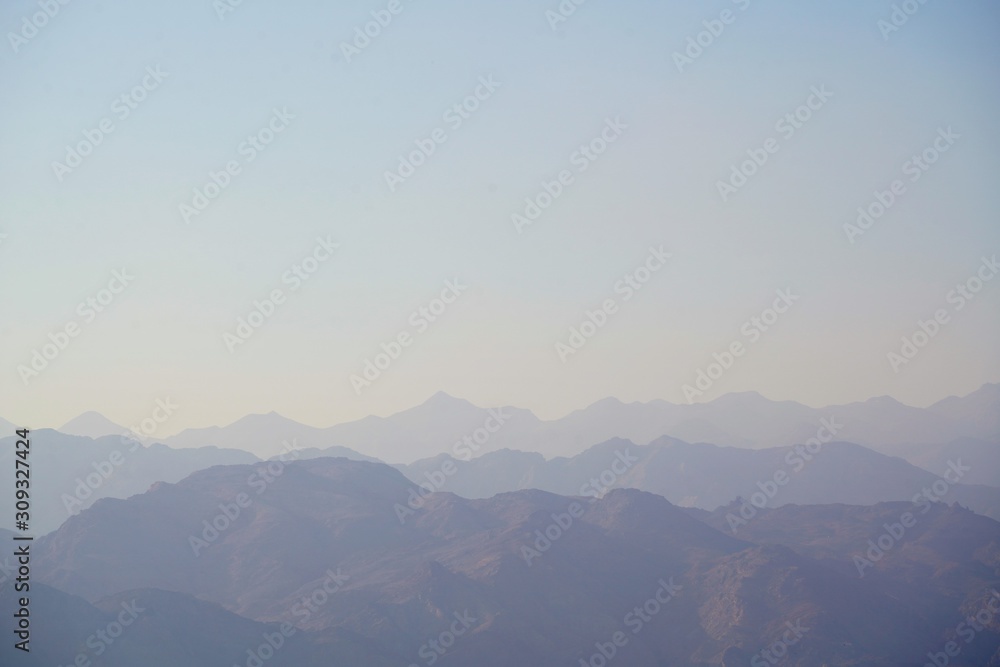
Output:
(424, 390), (471, 405)
(59, 411), (126, 438)
(409, 391), (480, 414)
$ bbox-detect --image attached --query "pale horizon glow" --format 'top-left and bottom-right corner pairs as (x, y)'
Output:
(13, 381), (996, 439)
(1, 0), (998, 434)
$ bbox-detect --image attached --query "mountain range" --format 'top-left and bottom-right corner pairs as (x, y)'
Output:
(0, 430), (257, 534)
(162, 383), (1000, 462)
(397, 436), (1000, 521)
(17, 383), (1000, 463)
(10, 456), (998, 666)
(2, 384), (997, 535)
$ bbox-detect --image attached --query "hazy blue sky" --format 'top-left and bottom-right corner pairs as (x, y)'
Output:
(1, 0), (998, 432)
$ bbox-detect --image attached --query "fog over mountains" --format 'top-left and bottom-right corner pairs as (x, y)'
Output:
(2, 385), (997, 535)
(2, 386), (997, 664)
(398, 437), (1000, 521)
(7, 0), (998, 663)
(4, 457), (997, 666)
(23, 382), (1000, 462)
(0, 430), (257, 534)
(168, 383), (1000, 462)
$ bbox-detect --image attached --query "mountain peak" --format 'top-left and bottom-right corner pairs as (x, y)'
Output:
(589, 396), (627, 408)
(230, 411), (298, 426)
(419, 391), (477, 410)
(862, 395), (906, 407)
(707, 390), (775, 406)
(427, 390), (462, 401)
(59, 411), (125, 438)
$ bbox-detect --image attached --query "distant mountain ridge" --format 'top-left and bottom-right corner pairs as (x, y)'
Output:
(25, 456), (1000, 666)
(15, 383), (998, 463)
(2, 383), (995, 535)
(399, 436), (1000, 520)
(142, 383), (1000, 461)
(0, 430), (261, 535)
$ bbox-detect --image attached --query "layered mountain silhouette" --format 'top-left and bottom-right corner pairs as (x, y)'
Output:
(0, 430), (259, 534)
(7, 385), (1000, 533)
(400, 436), (1000, 520)
(147, 383), (999, 462)
(20, 457), (1000, 666)
(28, 384), (999, 464)
(877, 436), (1000, 487)
(0, 582), (388, 667)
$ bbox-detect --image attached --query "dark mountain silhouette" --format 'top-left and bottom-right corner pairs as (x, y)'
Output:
(0, 581), (395, 667)
(400, 436), (1000, 520)
(28, 457), (1000, 666)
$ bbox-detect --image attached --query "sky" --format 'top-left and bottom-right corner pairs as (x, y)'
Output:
(1, 0), (998, 434)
